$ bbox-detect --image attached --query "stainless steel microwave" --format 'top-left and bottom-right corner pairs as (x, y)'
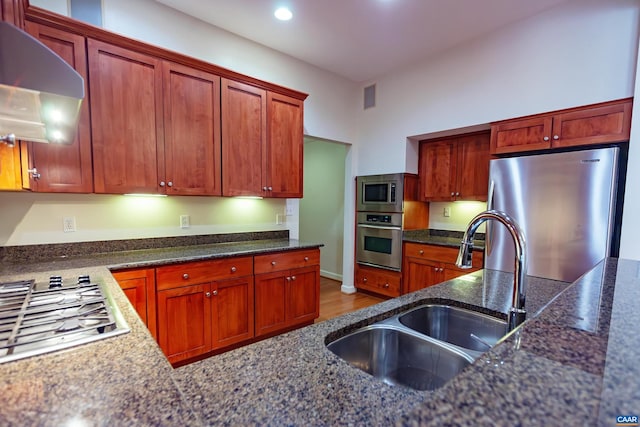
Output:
(356, 173), (404, 213)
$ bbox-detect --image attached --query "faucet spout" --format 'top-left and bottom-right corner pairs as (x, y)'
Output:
(456, 209), (527, 332)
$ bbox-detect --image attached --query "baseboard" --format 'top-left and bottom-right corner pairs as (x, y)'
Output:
(320, 269), (342, 281)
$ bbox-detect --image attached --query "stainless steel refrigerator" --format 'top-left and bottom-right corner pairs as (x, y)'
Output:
(485, 147), (621, 282)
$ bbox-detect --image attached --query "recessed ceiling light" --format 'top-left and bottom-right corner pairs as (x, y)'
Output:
(274, 7), (292, 21)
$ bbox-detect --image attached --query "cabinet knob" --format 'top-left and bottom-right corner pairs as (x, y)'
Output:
(167, 181), (173, 187)
(440, 268), (444, 272)
(455, 192), (460, 196)
(205, 291), (211, 297)
(182, 273), (189, 280)
(363, 277), (368, 283)
(268, 186), (273, 191)
(383, 283), (389, 288)
(450, 192), (455, 196)
(212, 290), (218, 296)
(434, 267), (438, 272)
(291, 276), (296, 281)
(553, 135), (559, 140)
(286, 276), (291, 281)
(304, 256), (309, 261)
(231, 266), (237, 272)
(419, 250), (424, 255)
(160, 181), (166, 187)
(263, 186), (268, 191)
(271, 261), (276, 266)
(543, 136), (550, 142)
(27, 168), (41, 180)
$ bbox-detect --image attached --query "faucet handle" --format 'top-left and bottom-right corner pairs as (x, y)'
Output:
(456, 241), (474, 268)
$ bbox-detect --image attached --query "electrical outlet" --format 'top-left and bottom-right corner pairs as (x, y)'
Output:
(276, 213), (285, 225)
(285, 200), (295, 216)
(63, 217), (76, 233)
(180, 215), (190, 229)
(443, 207), (451, 218)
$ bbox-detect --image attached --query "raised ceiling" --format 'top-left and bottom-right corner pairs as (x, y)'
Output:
(155, 0), (571, 83)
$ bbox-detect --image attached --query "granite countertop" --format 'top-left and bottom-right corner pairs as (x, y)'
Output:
(1, 236), (638, 425)
(403, 229), (486, 250)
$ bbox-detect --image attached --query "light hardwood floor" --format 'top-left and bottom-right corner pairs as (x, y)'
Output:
(316, 276), (385, 323)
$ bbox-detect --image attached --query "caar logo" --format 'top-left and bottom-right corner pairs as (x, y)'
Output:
(617, 415), (639, 426)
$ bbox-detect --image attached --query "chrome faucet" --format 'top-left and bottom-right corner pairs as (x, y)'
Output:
(456, 210), (527, 332)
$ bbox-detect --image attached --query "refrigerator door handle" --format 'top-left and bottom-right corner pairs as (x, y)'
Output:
(486, 179), (495, 256)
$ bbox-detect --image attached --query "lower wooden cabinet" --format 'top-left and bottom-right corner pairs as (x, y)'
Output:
(402, 242), (483, 294)
(354, 264), (401, 298)
(254, 249), (320, 337)
(111, 268), (157, 339)
(155, 256), (254, 364)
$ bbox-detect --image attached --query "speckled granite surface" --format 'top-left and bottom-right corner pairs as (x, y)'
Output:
(404, 228), (486, 250)
(1, 241), (638, 425)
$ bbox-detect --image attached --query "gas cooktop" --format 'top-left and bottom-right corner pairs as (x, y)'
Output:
(0, 275), (130, 364)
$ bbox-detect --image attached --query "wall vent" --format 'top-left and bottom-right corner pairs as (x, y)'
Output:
(363, 84), (376, 109)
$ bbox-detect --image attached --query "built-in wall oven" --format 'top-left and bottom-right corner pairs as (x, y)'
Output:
(356, 212), (403, 271)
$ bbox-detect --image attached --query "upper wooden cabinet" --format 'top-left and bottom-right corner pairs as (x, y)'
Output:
(222, 80), (304, 198)
(88, 39), (164, 194)
(163, 62), (222, 196)
(491, 98), (632, 155)
(419, 132), (490, 202)
(24, 22), (93, 193)
(1, 0), (23, 27)
(0, 143), (27, 190)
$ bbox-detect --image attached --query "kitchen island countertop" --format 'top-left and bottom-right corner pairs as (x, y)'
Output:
(1, 240), (638, 425)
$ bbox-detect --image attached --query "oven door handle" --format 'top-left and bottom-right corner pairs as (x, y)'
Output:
(357, 224), (401, 231)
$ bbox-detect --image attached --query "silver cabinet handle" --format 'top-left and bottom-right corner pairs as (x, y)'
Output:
(182, 273), (189, 280)
(304, 256), (309, 261)
(168, 181), (173, 187)
(543, 136), (550, 141)
(286, 276), (291, 281)
(553, 135), (559, 140)
(263, 186), (268, 191)
(455, 192), (460, 196)
(383, 283), (389, 288)
(160, 181), (165, 187)
(291, 276), (296, 281)
(268, 186), (273, 191)
(363, 277), (368, 283)
(271, 261), (276, 266)
(231, 266), (237, 272)
(450, 192), (455, 196)
(212, 290), (218, 296)
(419, 250), (424, 255)
(27, 168), (41, 179)
(205, 292), (211, 297)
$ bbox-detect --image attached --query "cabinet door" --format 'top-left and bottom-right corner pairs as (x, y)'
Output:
(88, 39), (164, 194)
(419, 141), (456, 201)
(24, 22), (93, 193)
(163, 62), (221, 195)
(221, 79), (266, 197)
(0, 143), (23, 190)
(212, 276), (254, 349)
(403, 257), (443, 294)
(254, 271), (287, 337)
(266, 92), (303, 198)
(287, 266), (319, 326)
(490, 116), (552, 155)
(456, 132), (490, 201)
(551, 100), (632, 148)
(157, 283), (212, 364)
(112, 268), (157, 339)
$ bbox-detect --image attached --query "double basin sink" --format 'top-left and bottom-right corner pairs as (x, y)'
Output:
(326, 303), (508, 391)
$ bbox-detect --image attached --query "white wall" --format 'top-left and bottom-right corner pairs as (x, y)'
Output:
(299, 139), (347, 280)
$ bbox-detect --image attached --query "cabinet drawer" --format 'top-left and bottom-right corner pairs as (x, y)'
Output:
(355, 265), (401, 297)
(404, 242), (483, 265)
(156, 256), (253, 290)
(254, 249), (319, 274)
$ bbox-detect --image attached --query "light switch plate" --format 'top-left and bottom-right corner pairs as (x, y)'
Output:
(180, 215), (190, 229)
(443, 207), (451, 217)
(63, 217), (76, 233)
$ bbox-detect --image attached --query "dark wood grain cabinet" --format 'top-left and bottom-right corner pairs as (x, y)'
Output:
(419, 131), (490, 202)
(402, 242), (483, 294)
(491, 98), (632, 155)
(254, 249), (320, 337)
(0, 143), (27, 190)
(111, 268), (157, 340)
(354, 264), (402, 298)
(24, 22), (93, 193)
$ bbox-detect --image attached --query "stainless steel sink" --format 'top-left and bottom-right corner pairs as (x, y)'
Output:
(398, 304), (507, 352)
(326, 324), (472, 391)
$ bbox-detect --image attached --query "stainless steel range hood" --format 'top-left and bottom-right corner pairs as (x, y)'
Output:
(0, 22), (84, 145)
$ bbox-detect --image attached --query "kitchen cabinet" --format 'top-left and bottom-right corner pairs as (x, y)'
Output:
(1, 0), (22, 27)
(89, 39), (224, 195)
(221, 79), (304, 198)
(155, 256), (253, 364)
(490, 98), (632, 155)
(111, 268), (157, 339)
(0, 143), (27, 190)
(419, 131), (490, 202)
(24, 22), (93, 193)
(354, 264), (402, 298)
(402, 242), (483, 294)
(254, 249), (320, 337)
